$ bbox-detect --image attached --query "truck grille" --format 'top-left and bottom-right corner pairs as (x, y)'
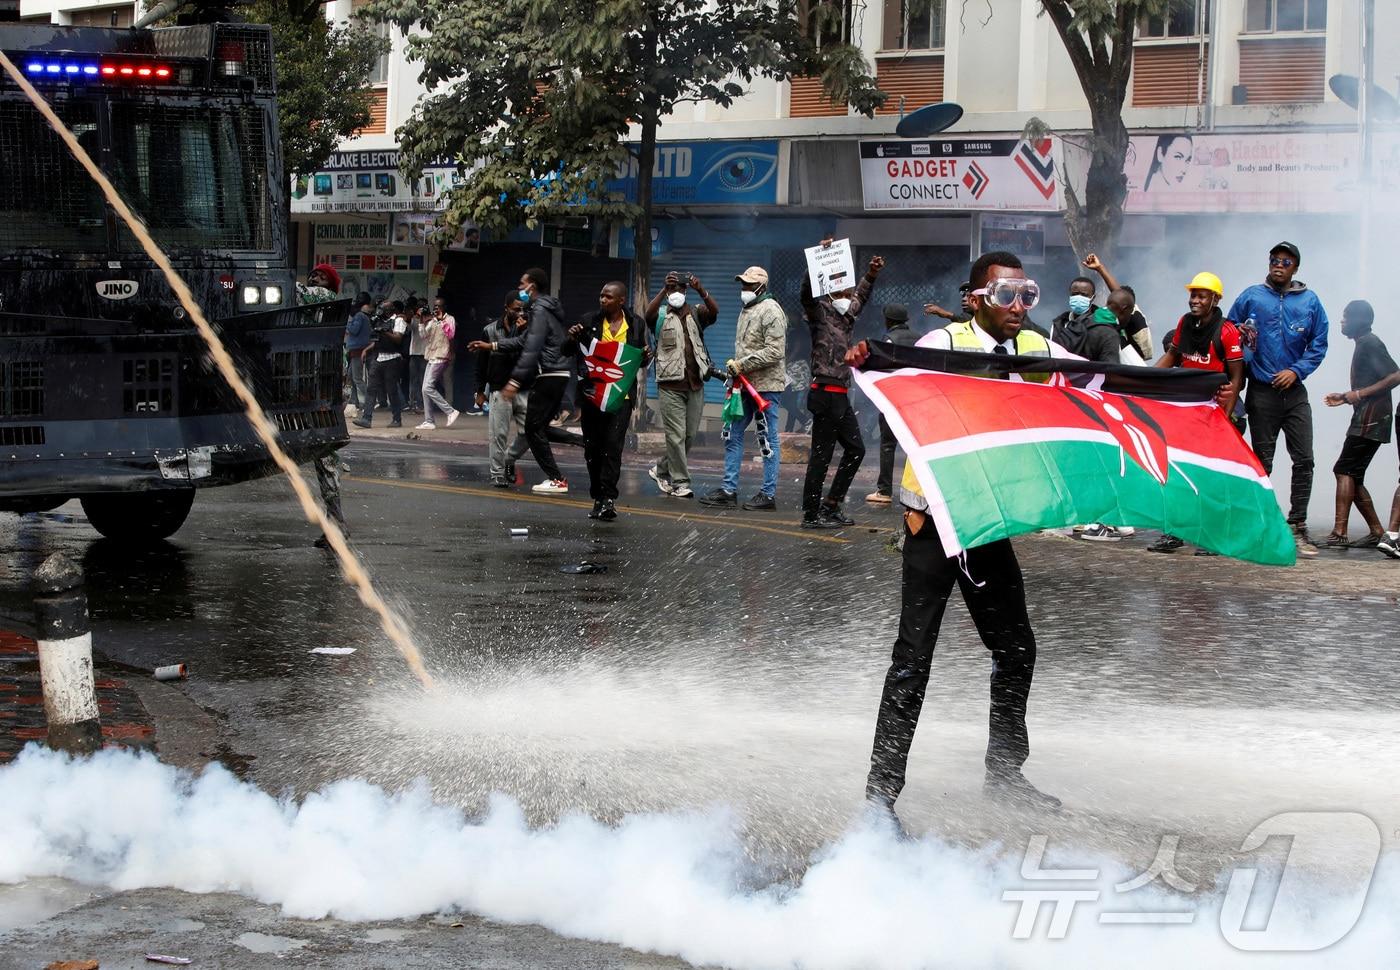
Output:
(122, 355), (176, 415)
(0, 361), (44, 417)
(274, 409), (339, 433)
(270, 348), (342, 406)
(0, 426), (44, 447)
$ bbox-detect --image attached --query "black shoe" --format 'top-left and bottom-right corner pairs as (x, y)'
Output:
(819, 503), (854, 527)
(1193, 547), (1219, 557)
(864, 794), (911, 840)
(742, 493), (776, 511)
(984, 771), (1062, 812)
(598, 500), (618, 522)
(504, 460), (517, 482)
(313, 534), (331, 549)
(1148, 534), (1185, 554)
(588, 501), (603, 520)
(388, 419), (402, 428)
(801, 514), (831, 529)
(698, 488), (737, 508)
(352, 419), (371, 429)
(490, 476), (510, 488)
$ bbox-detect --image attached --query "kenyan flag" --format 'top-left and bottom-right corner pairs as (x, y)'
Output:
(583, 338), (644, 413)
(853, 350), (1295, 566)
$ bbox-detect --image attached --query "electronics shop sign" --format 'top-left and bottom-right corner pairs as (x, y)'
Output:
(859, 138), (1064, 212)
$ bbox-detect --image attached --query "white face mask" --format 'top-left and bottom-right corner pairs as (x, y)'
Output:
(739, 290), (758, 306)
(666, 292), (687, 309)
(831, 298), (852, 315)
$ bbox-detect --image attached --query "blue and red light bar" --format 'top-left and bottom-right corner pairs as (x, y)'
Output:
(21, 56), (173, 83)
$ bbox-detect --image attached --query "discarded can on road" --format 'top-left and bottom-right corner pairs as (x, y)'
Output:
(510, 528), (528, 537)
(146, 956), (193, 966)
(153, 664), (187, 681)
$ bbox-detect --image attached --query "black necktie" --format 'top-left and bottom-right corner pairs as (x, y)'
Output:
(992, 344), (1009, 379)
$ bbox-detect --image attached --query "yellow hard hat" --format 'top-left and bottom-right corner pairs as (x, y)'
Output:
(1185, 272), (1223, 297)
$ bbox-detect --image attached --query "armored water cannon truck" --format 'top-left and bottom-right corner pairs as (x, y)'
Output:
(0, 20), (348, 540)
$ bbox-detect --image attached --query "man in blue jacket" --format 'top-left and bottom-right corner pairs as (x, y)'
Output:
(1227, 242), (1329, 557)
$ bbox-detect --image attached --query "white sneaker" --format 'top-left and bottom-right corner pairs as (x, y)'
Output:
(532, 479), (569, 494)
(446, 409), (461, 428)
(415, 421), (436, 431)
(670, 484), (694, 498)
(1080, 523), (1124, 542)
(866, 491), (892, 505)
(648, 465), (674, 494)
(1117, 526), (1136, 537)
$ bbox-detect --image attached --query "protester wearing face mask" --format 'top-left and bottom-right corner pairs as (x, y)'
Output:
(699, 266), (786, 510)
(495, 267), (582, 494)
(645, 272), (719, 499)
(798, 240), (884, 528)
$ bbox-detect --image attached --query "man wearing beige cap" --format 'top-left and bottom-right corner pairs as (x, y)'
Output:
(700, 266), (787, 509)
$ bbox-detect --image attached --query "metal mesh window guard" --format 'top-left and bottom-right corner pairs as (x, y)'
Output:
(0, 361), (45, 418)
(110, 102), (272, 252)
(0, 100), (106, 251)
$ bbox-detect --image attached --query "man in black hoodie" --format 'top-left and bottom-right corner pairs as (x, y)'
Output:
(867, 304), (919, 505)
(496, 267), (581, 494)
(567, 281), (652, 520)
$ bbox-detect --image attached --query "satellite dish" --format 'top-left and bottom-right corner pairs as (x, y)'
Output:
(1328, 74), (1400, 121)
(895, 101), (964, 138)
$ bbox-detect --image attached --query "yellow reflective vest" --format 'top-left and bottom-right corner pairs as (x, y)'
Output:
(898, 321), (1051, 505)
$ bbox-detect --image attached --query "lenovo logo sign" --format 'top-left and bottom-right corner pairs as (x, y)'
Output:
(96, 279), (139, 301)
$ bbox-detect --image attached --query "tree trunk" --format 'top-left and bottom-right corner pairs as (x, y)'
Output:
(631, 109), (657, 315)
(1065, 94), (1129, 262)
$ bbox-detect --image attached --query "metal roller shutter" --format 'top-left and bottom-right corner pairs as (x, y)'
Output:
(1131, 43), (1208, 107)
(1238, 37), (1325, 104)
(874, 56), (946, 115)
(644, 247), (772, 404)
(788, 76), (847, 118)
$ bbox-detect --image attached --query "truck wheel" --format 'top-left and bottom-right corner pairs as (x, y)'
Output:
(80, 491), (195, 542)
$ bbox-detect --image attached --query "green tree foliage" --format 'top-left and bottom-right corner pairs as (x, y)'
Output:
(246, 0), (387, 177)
(1035, 0), (1185, 260)
(363, 0), (883, 301)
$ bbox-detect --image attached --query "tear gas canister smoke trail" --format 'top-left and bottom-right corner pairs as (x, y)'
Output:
(0, 50), (434, 690)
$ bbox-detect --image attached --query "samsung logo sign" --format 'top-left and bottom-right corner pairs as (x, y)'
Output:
(96, 279), (139, 300)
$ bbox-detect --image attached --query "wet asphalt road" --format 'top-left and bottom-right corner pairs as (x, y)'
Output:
(2, 438), (1399, 966)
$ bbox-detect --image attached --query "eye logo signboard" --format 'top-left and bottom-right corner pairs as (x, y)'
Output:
(859, 138), (1064, 212)
(610, 141), (781, 205)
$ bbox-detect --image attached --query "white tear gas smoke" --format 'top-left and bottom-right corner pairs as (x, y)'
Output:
(2, 747), (1396, 969)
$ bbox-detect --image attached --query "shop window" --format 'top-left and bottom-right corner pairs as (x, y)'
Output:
(1245, 0), (1326, 32)
(881, 0), (945, 51)
(1139, 0), (1208, 38)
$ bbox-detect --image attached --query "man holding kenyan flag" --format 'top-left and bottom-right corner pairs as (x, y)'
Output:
(567, 282), (651, 522)
(846, 250), (1293, 831)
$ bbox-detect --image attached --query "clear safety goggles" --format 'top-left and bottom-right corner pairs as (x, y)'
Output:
(971, 278), (1040, 310)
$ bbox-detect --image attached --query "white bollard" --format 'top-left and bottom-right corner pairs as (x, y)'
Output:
(33, 553), (102, 754)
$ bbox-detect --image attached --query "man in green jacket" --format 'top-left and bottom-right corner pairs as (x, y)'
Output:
(700, 266), (786, 510)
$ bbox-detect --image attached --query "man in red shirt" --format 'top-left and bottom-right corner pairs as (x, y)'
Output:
(1149, 271), (1245, 555)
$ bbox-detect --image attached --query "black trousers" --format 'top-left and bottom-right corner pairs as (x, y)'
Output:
(876, 415), (898, 495)
(522, 374), (581, 481)
(581, 398), (634, 502)
(1247, 382), (1314, 525)
(803, 386), (866, 513)
(364, 356), (404, 424)
(867, 513), (1037, 804)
